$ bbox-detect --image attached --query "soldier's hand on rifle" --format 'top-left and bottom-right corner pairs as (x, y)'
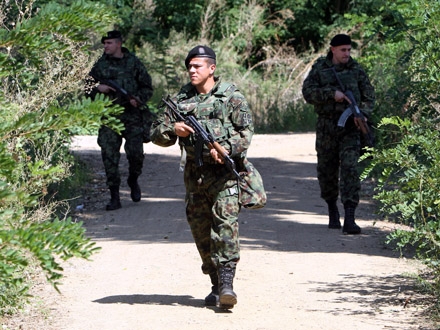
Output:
(97, 84), (115, 94)
(353, 116), (367, 131)
(174, 122), (194, 137)
(129, 98), (139, 108)
(334, 90), (345, 103)
(210, 146), (228, 164)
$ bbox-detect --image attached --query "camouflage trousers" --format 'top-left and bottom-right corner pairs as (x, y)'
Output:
(315, 116), (361, 206)
(184, 160), (240, 275)
(97, 125), (144, 187)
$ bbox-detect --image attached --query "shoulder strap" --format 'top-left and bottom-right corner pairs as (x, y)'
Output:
(331, 66), (346, 92)
(213, 82), (237, 103)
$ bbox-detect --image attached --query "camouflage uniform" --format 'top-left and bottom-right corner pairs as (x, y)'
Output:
(150, 77), (254, 275)
(90, 47), (153, 187)
(302, 52), (375, 207)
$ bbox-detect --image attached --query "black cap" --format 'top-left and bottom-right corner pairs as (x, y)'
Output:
(185, 45), (216, 68)
(101, 30), (122, 44)
(330, 34), (351, 47)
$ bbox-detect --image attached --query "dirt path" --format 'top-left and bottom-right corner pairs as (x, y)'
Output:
(12, 134), (436, 330)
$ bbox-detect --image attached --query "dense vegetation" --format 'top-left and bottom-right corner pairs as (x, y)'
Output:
(1, 0), (439, 321)
(0, 0), (123, 316)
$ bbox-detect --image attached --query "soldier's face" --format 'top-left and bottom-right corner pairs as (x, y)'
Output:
(331, 45), (351, 65)
(103, 39), (122, 56)
(187, 58), (215, 87)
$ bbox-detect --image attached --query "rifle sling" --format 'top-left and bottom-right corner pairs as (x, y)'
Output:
(331, 66), (346, 92)
(194, 137), (204, 167)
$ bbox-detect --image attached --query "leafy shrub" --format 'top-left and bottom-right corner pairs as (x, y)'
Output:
(361, 117), (440, 294)
(0, 0), (123, 315)
(346, 0), (440, 311)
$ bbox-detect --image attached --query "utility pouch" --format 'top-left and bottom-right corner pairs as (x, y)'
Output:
(239, 159), (267, 209)
(142, 107), (156, 143)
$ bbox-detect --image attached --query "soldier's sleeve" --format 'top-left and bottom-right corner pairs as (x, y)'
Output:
(135, 58), (154, 103)
(149, 107), (178, 147)
(358, 67), (375, 117)
(85, 62), (103, 100)
(227, 91), (254, 158)
(302, 63), (336, 105)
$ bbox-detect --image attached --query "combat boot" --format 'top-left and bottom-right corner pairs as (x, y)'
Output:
(204, 272), (219, 306)
(106, 186), (121, 211)
(343, 204), (361, 235)
(127, 175), (141, 202)
(218, 266), (237, 309)
(326, 199), (341, 229)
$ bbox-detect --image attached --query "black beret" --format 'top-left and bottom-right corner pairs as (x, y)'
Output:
(185, 45), (216, 68)
(101, 30), (122, 44)
(330, 34), (351, 47)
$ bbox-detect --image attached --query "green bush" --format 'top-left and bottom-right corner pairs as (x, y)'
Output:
(361, 117), (440, 294)
(0, 0), (123, 315)
(352, 1), (440, 302)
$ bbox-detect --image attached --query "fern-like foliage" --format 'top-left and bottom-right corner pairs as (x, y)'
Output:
(361, 117), (440, 293)
(0, 1), (122, 315)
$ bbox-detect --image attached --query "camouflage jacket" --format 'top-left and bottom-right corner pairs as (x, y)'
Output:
(150, 77), (254, 163)
(89, 47), (153, 126)
(302, 53), (375, 118)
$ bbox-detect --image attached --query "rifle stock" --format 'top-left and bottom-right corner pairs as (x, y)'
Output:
(162, 96), (243, 181)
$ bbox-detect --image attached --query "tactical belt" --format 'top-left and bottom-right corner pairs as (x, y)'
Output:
(217, 186), (239, 199)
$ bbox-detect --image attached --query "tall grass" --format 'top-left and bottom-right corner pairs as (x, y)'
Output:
(135, 1), (315, 133)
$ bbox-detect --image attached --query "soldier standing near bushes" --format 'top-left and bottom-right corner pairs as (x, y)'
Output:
(88, 30), (154, 210)
(302, 34), (375, 234)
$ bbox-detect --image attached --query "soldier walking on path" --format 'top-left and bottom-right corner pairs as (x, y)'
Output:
(150, 45), (254, 309)
(302, 34), (376, 234)
(88, 30), (154, 210)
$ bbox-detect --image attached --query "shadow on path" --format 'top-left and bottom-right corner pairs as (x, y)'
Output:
(92, 294), (234, 314)
(306, 273), (429, 319)
(93, 294), (203, 308)
(74, 148), (397, 258)
(67, 138), (433, 330)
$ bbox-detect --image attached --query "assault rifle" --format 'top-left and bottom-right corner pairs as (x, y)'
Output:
(90, 73), (145, 107)
(90, 73), (155, 143)
(161, 95), (243, 181)
(331, 67), (374, 147)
